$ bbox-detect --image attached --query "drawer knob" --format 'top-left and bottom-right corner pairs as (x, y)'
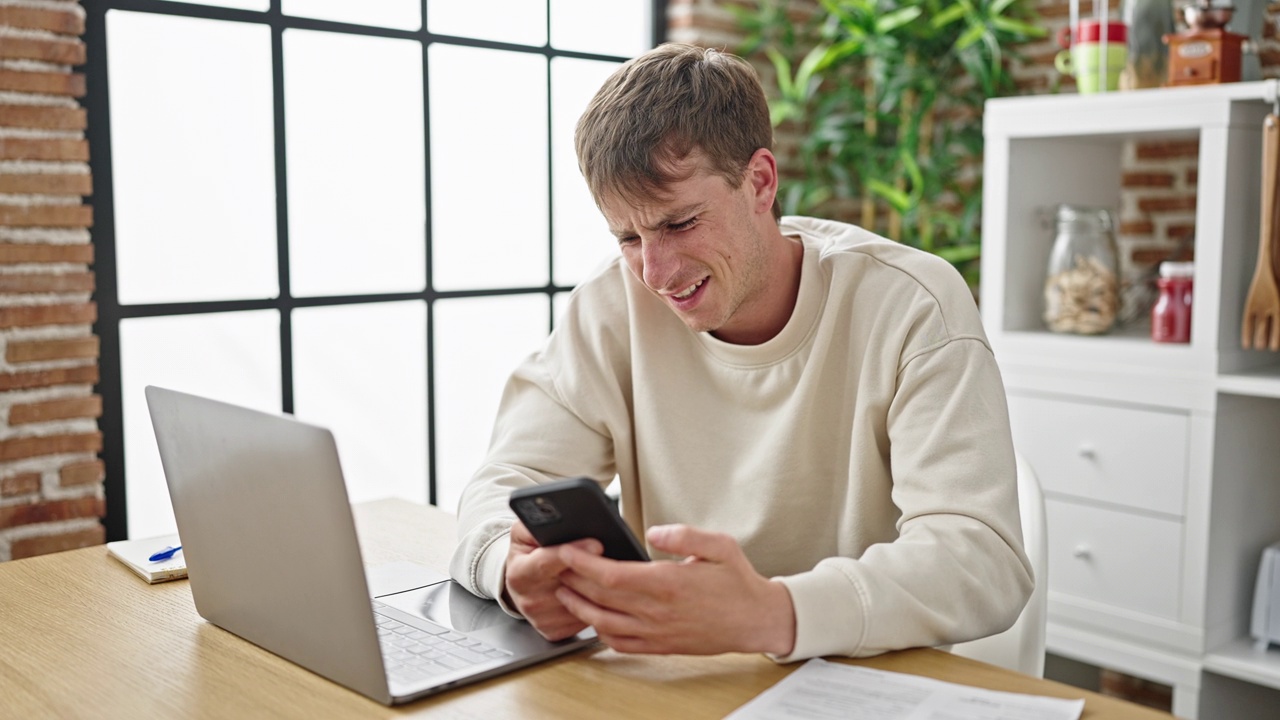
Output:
(1072, 545), (1092, 560)
(1078, 444), (1097, 459)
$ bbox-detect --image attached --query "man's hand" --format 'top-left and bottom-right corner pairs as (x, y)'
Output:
(503, 519), (602, 641)
(554, 524), (796, 656)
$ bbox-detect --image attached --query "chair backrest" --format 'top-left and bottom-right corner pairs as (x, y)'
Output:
(949, 452), (1048, 677)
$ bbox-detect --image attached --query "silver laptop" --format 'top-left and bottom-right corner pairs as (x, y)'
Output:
(145, 385), (596, 705)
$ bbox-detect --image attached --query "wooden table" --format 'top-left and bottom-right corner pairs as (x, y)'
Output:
(0, 499), (1172, 719)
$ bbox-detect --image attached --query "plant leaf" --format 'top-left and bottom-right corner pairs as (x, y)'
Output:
(930, 4), (967, 29)
(765, 47), (795, 99)
(795, 44), (831, 100)
(992, 16), (1046, 38)
(901, 151), (924, 202)
(769, 100), (799, 127)
(954, 22), (986, 51)
(934, 244), (983, 263)
(875, 6), (922, 34)
(990, 0), (1017, 16)
(867, 178), (911, 212)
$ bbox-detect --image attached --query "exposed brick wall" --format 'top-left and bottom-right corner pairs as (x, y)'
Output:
(668, 0), (1280, 305)
(0, 0), (103, 562)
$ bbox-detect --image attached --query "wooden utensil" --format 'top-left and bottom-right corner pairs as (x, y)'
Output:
(1242, 113), (1280, 350)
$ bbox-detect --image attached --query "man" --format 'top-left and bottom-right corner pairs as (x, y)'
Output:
(449, 43), (1032, 661)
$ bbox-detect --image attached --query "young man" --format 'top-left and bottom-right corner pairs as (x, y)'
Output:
(449, 43), (1032, 661)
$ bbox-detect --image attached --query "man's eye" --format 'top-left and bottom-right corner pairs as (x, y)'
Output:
(618, 236), (640, 246)
(670, 217), (696, 231)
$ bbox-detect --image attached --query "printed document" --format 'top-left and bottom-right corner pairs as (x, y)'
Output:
(725, 658), (1084, 720)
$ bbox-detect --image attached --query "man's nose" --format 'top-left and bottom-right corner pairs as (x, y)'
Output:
(641, 236), (675, 290)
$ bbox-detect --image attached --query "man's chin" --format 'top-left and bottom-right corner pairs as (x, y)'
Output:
(675, 313), (720, 336)
(666, 307), (712, 334)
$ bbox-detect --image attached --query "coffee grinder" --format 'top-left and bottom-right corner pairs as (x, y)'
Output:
(1163, 0), (1247, 85)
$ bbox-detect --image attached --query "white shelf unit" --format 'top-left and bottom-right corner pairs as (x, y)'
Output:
(982, 81), (1280, 719)
(1218, 365), (1280, 399)
(1204, 639), (1280, 691)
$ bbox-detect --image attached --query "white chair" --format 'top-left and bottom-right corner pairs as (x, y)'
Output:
(950, 452), (1048, 677)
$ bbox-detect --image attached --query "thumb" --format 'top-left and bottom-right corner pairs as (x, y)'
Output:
(646, 524), (738, 562)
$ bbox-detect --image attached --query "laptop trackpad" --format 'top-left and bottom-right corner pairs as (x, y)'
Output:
(366, 560), (450, 598)
(378, 580), (514, 634)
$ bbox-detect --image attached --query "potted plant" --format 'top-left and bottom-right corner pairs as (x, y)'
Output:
(735, 0), (1045, 285)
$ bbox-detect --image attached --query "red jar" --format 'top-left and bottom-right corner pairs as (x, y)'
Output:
(1151, 261), (1193, 343)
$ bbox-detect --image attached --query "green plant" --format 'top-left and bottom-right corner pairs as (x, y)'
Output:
(734, 0), (1045, 285)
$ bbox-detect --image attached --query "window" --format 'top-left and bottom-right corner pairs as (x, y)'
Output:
(84, 1), (662, 540)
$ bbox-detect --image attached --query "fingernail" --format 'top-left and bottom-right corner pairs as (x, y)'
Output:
(647, 524), (674, 543)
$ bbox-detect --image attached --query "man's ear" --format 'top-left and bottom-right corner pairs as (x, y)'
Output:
(744, 148), (779, 216)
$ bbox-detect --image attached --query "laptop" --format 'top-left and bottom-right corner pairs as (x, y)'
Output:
(145, 385), (597, 705)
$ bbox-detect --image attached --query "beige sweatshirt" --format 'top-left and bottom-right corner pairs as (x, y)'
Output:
(450, 216), (1033, 661)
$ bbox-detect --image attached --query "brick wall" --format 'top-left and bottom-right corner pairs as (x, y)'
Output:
(669, 0), (1280, 308)
(0, 0), (104, 561)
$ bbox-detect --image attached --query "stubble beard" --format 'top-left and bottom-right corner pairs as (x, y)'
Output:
(702, 219), (767, 338)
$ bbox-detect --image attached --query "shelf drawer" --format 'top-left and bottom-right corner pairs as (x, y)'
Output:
(1007, 393), (1188, 516)
(1045, 497), (1183, 621)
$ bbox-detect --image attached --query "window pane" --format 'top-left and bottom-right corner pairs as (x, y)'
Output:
(551, 57), (620, 287)
(282, 0), (420, 31)
(107, 12), (277, 304)
(430, 46), (548, 291)
(121, 311), (281, 539)
(550, 0), (650, 57)
(433, 295), (548, 511)
(285, 30), (426, 297)
(427, 0), (546, 47)
(292, 302), (428, 504)
(152, 0), (268, 10)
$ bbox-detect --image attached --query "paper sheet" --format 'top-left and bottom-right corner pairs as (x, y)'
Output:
(724, 658), (1085, 720)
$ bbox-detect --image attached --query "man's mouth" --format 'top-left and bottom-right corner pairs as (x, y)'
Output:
(672, 278), (705, 300)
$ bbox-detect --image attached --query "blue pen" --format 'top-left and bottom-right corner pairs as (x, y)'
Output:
(149, 545), (182, 562)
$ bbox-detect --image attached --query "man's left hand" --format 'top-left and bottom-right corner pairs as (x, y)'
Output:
(554, 524), (796, 656)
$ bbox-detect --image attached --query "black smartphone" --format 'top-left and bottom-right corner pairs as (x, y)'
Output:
(509, 477), (650, 562)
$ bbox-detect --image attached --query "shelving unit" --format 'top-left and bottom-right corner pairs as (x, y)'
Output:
(1204, 639), (1280, 691)
(1218, 366), (1280, 399)
(982, 80), (1280, 719)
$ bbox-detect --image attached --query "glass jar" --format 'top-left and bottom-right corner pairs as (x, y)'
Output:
(1043, 205), (1119, 335)
(1151, 260), (1193, 343)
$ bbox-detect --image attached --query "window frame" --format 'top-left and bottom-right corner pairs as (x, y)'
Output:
(83, 0), (666, 540)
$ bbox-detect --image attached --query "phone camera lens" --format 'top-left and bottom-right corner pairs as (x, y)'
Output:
(517, 498), (560, 526)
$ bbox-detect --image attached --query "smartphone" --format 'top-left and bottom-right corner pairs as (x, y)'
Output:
(509, 477), (650, 562)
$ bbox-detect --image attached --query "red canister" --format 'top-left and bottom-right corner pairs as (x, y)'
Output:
(1152, 261), (1193, 343)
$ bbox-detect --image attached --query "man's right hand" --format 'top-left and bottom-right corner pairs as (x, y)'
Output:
(503, 519), (602, 641)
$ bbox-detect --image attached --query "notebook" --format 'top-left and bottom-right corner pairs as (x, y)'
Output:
(106, 533), (188, 584)
(144, 385), (597, 706)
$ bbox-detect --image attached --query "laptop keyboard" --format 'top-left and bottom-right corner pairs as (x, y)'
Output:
(374, 605), (512, 686)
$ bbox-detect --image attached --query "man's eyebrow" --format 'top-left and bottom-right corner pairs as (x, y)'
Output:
(610, 203), (706, 238)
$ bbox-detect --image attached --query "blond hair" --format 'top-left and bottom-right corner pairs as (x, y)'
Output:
(575, 43), (779, 219)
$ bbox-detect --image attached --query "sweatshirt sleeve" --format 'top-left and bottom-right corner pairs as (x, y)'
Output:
(771, 337), (1033, 662)
(448, 347), (622, 608)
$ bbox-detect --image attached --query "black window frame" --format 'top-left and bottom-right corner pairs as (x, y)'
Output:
(84, 0), (667, 541)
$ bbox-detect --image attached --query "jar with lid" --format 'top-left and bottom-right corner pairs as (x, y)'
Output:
(1151, 261), (1193, 343)
(1044, 205), (1120, 335)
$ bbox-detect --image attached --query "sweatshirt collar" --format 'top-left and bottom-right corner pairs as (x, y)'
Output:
(695, 235), (824, 367)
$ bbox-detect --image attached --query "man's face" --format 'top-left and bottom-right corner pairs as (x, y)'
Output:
(600, 155), (775, 344)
